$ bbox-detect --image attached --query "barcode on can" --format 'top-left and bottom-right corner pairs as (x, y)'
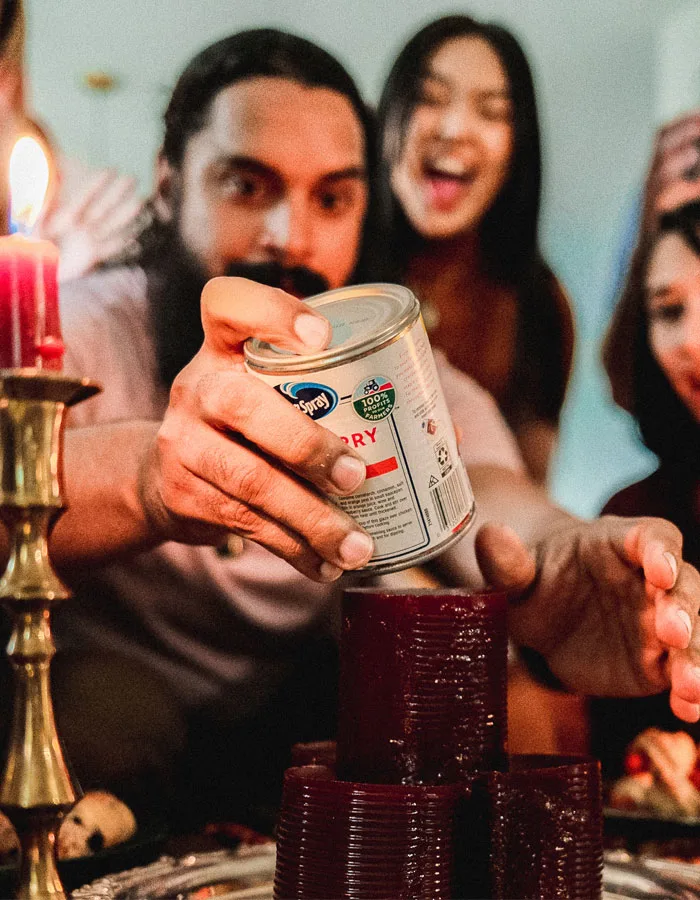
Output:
(430, 467), (469, 531)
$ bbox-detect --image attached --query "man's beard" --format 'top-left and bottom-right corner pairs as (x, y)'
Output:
(142, 219), (330, 388)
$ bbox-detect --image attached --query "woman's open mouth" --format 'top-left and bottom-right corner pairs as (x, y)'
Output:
(421, 158), (476, 210)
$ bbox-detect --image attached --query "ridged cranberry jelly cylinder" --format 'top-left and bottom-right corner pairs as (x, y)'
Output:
(337, 588), (508, 784)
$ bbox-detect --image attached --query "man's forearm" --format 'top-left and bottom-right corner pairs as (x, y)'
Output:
(438, 464), (577, 585)
(0, 421), (162, 572)
(469, 464), (575, 540)
(56, 421), (163, 566)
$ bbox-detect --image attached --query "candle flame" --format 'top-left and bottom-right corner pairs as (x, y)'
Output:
(9, 136), (50, 233)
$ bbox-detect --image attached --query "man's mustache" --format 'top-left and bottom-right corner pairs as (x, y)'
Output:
(224, 262), (330, 299)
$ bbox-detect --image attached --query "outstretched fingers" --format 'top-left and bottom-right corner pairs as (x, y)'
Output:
(623, 518), (698, 651)
(667, 564), (700, 719)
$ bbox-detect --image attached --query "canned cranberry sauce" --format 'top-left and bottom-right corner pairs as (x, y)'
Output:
(244, 283), (475, 575)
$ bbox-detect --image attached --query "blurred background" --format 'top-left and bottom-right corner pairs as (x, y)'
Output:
(23, 0), (700, 516)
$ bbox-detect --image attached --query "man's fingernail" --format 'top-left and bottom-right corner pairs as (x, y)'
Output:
(678, 609), (692, 641)
(339, 531), (374, 567)
(664, 551), (679, 584)
(330, 455), (365, 493)
(319, 562), (343, 582)
(294, 314), (330, 351)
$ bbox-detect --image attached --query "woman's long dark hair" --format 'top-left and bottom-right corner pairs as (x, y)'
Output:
(377, 15), (569, 427)
(604, 201), (700, 476)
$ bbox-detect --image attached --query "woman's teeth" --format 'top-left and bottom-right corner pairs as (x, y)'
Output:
(426, 158), (471, 179)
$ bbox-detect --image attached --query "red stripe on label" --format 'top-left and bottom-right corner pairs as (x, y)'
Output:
(378, 381), (393, 391)
(365, 457), (398, 478)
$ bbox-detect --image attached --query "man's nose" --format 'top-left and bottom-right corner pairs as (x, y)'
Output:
(261, 200), (312, 264)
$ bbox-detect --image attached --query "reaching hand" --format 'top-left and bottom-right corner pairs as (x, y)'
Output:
(645, 112), (700, 223)
(37, 165), (143, 282)
(475, 516), (700, 721)
(139, 276), (374, 582)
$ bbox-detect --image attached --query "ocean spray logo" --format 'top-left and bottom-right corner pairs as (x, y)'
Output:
(275, 381), (339, 420)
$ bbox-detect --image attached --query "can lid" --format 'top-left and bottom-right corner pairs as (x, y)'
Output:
(244, 283), (419, 373)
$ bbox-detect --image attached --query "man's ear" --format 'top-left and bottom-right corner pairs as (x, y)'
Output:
(153, 152), (176, 222)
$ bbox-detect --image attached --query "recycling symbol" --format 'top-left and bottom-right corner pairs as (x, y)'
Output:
(436, 444), (449, 469)
(428, 475), (439, 488)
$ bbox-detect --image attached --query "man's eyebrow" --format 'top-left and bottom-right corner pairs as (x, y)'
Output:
(214, 155), (280, 179)
(321, 166), (367, 184)
(212, 157), (365, 185)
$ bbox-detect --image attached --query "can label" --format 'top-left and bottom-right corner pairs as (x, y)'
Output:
(249, 316), (474, 571)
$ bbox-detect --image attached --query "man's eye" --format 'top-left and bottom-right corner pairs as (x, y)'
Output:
(223, 173), (267, 202)
(318, 190), (350, 214)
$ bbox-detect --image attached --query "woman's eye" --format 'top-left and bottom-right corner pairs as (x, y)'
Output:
(418, 83), (447, 107)
(650, 302), (685, 324)
(480, 99), (513, 122)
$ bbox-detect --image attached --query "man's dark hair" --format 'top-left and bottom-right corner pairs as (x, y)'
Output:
(604, 199), (700, 474)
(134, 28), (385, 388)
(376, 15), (569, 430)
(153, 28), (383, 282)
(137, 28), (383, 283)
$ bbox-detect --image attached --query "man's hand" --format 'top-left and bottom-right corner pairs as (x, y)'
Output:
(139, 277), (374, 582)
(475, 516), (700, 721)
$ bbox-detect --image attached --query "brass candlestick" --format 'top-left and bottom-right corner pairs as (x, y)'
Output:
(0, 369), (99, 900)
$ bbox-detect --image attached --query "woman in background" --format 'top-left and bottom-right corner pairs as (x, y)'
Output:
(376, 16), (583, 752)
(377, 14), (574, 483)
(590, 198), (700, 777)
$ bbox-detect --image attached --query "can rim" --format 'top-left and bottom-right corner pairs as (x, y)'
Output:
(244, 283), (419, 374)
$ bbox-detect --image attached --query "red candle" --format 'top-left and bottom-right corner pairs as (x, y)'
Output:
(0, 136), (63, 370)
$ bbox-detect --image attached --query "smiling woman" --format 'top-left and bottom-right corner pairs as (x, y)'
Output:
(377, 15), (574, 484)
(590, 198), (700, 778)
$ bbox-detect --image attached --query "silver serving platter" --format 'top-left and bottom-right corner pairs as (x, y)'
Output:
(72, 843), (700, 899)
(70, 844), (275, 900)
(604, 850), (700, 899)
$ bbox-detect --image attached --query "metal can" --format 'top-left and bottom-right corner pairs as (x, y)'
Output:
(244, 283), (475, 575)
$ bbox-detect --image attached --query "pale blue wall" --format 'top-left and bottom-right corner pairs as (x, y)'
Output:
(25, 0), (692, 516)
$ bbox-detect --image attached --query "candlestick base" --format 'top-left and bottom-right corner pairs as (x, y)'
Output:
(0, 370), (100, 899)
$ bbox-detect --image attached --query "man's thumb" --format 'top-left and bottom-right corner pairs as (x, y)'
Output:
(475, 522), (536, 593)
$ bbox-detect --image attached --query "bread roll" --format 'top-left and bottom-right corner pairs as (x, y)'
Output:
(58, 791), (136, 859)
